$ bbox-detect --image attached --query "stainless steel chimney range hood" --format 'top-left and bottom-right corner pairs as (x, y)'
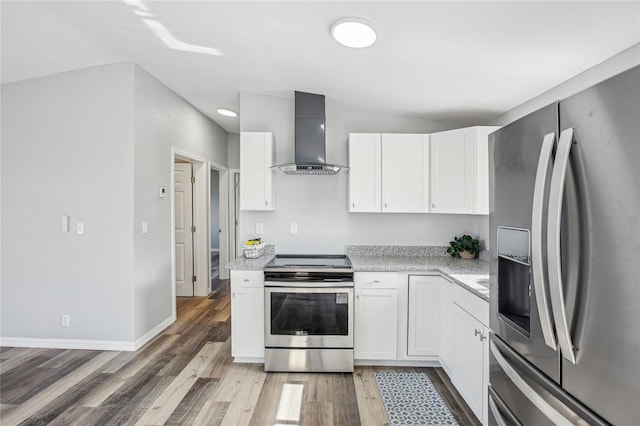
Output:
(272, 91), (348, 175)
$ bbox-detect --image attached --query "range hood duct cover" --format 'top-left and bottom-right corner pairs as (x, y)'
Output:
(273, 91), (348, 175)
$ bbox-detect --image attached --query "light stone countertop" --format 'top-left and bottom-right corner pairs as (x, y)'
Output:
(226, 245), (276, 270)
(226, 245), (490, 301)
(348, 255), (490, 301)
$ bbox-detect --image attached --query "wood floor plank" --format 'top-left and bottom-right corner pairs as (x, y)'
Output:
(328, 374), (361, 426)
(192, 400), (230, 426)
(214, 363), (267, 425)
(199, 339), (232, 379)
(300, 401), (335, 426)
(164, 377), (220, 426)
(135, 342), (223, 425)
(249, 372), (289, 425)
(46, 406), (95, 426)
(0, 348), (49, 372)
(88, 357), (176, 426)
(353, 367), (389, 426)
(76, 334), (180, 408)
(1, 351), (118, 426)
(16, 372), (110, 426)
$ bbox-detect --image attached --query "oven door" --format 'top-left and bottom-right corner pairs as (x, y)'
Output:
(265, 286), (354, 349)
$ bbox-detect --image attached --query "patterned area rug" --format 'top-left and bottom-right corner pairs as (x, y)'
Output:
(374, 372), (458, 426)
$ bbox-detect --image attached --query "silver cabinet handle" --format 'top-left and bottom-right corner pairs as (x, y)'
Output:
(356, 294), (360, 300)
(265, 200), (268, 206)
(232, 292), (236, 298)
(547, 128), (577, 364)
(352, 202), (355, 208)
(384, 203), (388, 208)
(432, 203), (436, 208)
(480, 334), (487, 342)
(373, 280), (380, 283)
(490, 341), (572, 424)
(243, 279), (250, 282)
(531, 132), (558, 350)
(474, 329), (481, 337)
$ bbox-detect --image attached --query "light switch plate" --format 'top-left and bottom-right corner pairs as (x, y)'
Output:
(256, 223), (264, 235)
(142, 221), (149, 234)
(76, 223), (85, 235)
(289, 222), (298, 235)
(62, 215), (70, 233)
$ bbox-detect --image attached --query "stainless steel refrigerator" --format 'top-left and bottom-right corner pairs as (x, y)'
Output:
(488, 66), (639, 425)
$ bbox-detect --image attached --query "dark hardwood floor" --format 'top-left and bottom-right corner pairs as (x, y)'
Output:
(0, 280), (480, 425)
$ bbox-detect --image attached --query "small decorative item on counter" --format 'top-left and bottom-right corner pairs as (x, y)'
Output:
(447, 234), (481, 259)
(243, 238), (266, 258)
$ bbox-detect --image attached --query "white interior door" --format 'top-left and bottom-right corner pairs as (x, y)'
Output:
(175, 162), (194, 297)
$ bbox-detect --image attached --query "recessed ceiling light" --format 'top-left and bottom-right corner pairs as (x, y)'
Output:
(217, 108), (238, 117)
(331, 18), (377, 48)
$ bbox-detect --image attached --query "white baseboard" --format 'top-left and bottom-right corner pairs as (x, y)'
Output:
(0, 336), (136, 351)
(134, 315), (175, 351)
(0, 315), (176, 352)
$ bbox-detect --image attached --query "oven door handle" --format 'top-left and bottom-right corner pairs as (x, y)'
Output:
(265, 281), (354, 288)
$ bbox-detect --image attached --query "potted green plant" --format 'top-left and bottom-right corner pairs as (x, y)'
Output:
(447, 234), (481, 259)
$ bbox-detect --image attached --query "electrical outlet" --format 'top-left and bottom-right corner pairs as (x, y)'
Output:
(290, 222), (298, 235)
(61, 314), (70, 327)
(76, 222), (85, 235)
(256, 223), (264, 235)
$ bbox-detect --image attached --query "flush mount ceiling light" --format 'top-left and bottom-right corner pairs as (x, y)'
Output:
(217, 108), (238, 117)
(331, 18), (377, 48)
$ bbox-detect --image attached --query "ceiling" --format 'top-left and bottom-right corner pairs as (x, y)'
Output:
(2, 1), (639, 133)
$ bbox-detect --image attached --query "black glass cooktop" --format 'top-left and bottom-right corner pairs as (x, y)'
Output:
(264, 254), (352, 269)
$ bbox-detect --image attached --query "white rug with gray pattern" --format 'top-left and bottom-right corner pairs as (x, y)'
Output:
(374, 372), (458, 425)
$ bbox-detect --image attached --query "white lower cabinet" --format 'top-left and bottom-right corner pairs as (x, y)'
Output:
(439, 279), (456, 370)
(354, 272), (399, 360)
(452, 303), (488, 422)
(407, 275), (440, 356)
(230, 270), (264, 359)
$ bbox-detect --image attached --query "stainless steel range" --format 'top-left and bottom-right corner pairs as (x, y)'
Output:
(263, 254), (354, 372)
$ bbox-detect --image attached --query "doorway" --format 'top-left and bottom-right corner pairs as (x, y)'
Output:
(171, 148), (230, 314)
(174, 160), (195, 297)
(210, 169), (222, 291)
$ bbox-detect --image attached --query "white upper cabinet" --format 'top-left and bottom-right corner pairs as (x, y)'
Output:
(381, 134), (429, 213)
(348, 133), (381, 212)
(429, 126), (500, 215)
(240, 132), (274, 211)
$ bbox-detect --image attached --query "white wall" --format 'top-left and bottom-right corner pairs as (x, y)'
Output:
(1, 63), (230, 347)
(227, 133), (240, 169)
(239, 92), (489, 253)
(1, 63), (136, 343)
(133, 66), (228, 340)
(490, 44), (640, 126)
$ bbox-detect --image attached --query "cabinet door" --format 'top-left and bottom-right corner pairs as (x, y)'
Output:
(407, 276), (440, 356)
(355, 288), (398, 360)
(231, 284), (265, 358)
(453, 304), (486, 421)
(240, 132), (274, 211)
(348, 133), (381, 212)
(439, 280), (455, 369)
(381, 134), (429, 213)
(430, 128), (475, 214)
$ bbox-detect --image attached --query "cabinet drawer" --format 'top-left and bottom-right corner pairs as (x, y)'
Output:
(355, 272), (399, 289)
(231, 270), (264, 287)
(452, 283), (489, 326)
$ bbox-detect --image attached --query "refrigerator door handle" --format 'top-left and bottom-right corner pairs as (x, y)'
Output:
(488, 394), (509, 426)
(490, 341), (573, 424)
(547, 128), (577, 364)
(531, 132), (558, 350)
